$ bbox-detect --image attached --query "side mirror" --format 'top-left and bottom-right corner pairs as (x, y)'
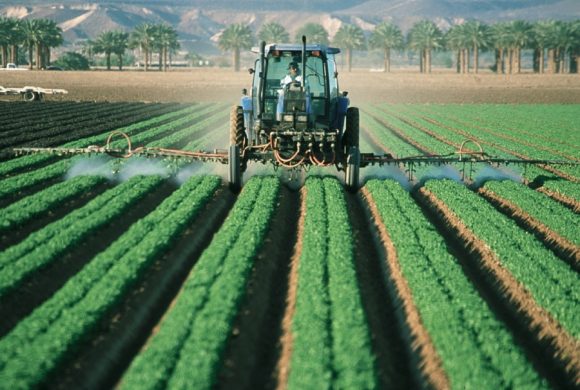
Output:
(248, 68), (255, 74)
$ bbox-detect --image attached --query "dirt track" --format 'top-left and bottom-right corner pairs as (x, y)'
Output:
(2, 68), (580, 104)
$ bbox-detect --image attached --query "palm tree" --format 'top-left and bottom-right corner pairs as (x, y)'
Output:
(490, 22), (512, 74)
(94, 30), (125, 70)
(333, 23), (366, 72)
(20, 19), (40, 69)
(0, 17), (15, 67)
(130, 23), (155, 71)
(508, 20), (532, 73)
(258, 22), (289, 44)
(462, 20), (490, 74)
(38, 19), (63, 68)
(152, 24), (179, 71)
(552, 21), (576, 74)
(570, 20), (580, 73)
(295, 23), (329, 45)
(218, 23), (253, 72)
(532, 20), (558, 73)
(446, 24), (470, 73)
(369, 21), (403, 72)
(407, 20), (444, 73)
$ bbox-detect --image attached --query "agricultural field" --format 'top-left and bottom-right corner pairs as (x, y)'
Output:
(0, 72), (579, 389)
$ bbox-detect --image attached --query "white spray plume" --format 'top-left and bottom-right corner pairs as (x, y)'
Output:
(361, 165), (411, 191)
(66, 155), (115, 180)
(117, 157), (170, 181)
(472, 165), (523, 188)
(418, 165), (463, 185)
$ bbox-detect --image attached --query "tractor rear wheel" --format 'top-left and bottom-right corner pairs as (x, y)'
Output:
(230, 105), (248, 172)
(345, 146), (360, 192)
(343, 107), (359, 154)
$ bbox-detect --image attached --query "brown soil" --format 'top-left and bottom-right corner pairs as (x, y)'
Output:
(361, 187), (450, 389)
(417, 186), (580, 387)
(478, 187), (580, 270)
(2, 69), (580, 104)
(537, 187), (580, 213)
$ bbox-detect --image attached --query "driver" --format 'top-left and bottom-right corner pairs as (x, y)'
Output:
(280, 62), (302, 87)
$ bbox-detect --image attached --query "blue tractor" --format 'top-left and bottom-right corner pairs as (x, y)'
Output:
(228, 36), (360, 191)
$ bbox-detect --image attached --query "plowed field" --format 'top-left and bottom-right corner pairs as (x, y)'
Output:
(0, 71), (579, 389)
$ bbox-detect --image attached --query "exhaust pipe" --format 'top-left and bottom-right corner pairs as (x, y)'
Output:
(258, 40), (266, 118)
(301, 35), (306, 83)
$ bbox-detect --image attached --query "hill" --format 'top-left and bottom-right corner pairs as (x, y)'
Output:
(1, 0), (578, 56)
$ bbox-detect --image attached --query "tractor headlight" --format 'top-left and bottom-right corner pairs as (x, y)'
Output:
(297, 115), (308, 123)
(282, 114), (294, 122)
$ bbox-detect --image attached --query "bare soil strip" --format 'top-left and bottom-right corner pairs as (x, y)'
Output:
(217, 184), (299, 390)
(275, 186), (306, 390)
(345, 190), (414, 389)
(417, 187), (580, 387)
(478, 187), (580, 270)
(361, 187), (450, 389)
(44, 184), (236, 390)
(0, 180), (175, 338)
(537, 187), (580, 214)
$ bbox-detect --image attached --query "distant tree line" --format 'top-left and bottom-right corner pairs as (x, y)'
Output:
(220, 19), (580, 74)
(2, 16), (578, 73)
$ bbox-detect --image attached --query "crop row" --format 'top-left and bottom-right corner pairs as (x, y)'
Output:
(119, 176), (279, 389)
(363, 179), (547, 388)
(0, 105), (226, 201)
(0, 175), (221, 388)
(0, 175), (165, 298)
(0, 104), (202, 178)
(0, 101), (103, 130)
(287, 177), (376, 389)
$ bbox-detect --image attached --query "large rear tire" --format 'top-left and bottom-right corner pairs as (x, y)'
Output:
(345, 146), (360, 192)
(230, 105), (248, 173)
(228, 144), (242, 192)
(343, 107), (359, 155)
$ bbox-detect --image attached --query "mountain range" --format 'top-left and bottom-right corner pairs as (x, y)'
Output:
(1, 1), (578, 55)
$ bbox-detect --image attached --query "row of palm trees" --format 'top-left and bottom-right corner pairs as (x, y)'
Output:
(82, 24), (180, 70)
(0, 17), (63, 69)
(221, 19), (580, 74)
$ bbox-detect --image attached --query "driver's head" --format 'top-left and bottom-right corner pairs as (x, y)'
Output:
(288, 62), (299, 74)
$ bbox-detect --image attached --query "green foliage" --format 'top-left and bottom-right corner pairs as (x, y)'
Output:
(0, 175), (220, 388)
(425, 179), (580, 339)
(294, 23), (329, 45)
(258, 22), (289, 44)
(365, 179), (548, 388)
(53, 51), (90, 70)
(288, 177), (377, 389)
(120, 176), (279, 389)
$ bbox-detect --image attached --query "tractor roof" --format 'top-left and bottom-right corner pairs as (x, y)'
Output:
(252, 43), (340, 55)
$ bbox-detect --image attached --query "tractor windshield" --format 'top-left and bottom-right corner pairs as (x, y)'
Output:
(261, 52), (328, 122)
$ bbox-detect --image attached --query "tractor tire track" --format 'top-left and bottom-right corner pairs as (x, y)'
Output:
(217, 184), (300, 390)
(416, 186), (580, 388)
(45, 184), (236, 390)
(360, 187), (450, 389)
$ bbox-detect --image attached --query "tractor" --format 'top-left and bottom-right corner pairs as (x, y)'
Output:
(228, 37), (361, 191)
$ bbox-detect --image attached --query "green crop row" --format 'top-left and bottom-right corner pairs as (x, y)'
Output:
(288, 177), (377, 390)
(0, 175), (106, 234)
(0, 105), (226, 201)
(424, 179), (580, 339)
(483, 180), (580, 246)
(0, 175), (221, 388)
(365, 179), (547, 388)
(0, 175), (164, 297)
(119, 176), (279, 389)
(0, 104), (203, 178)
